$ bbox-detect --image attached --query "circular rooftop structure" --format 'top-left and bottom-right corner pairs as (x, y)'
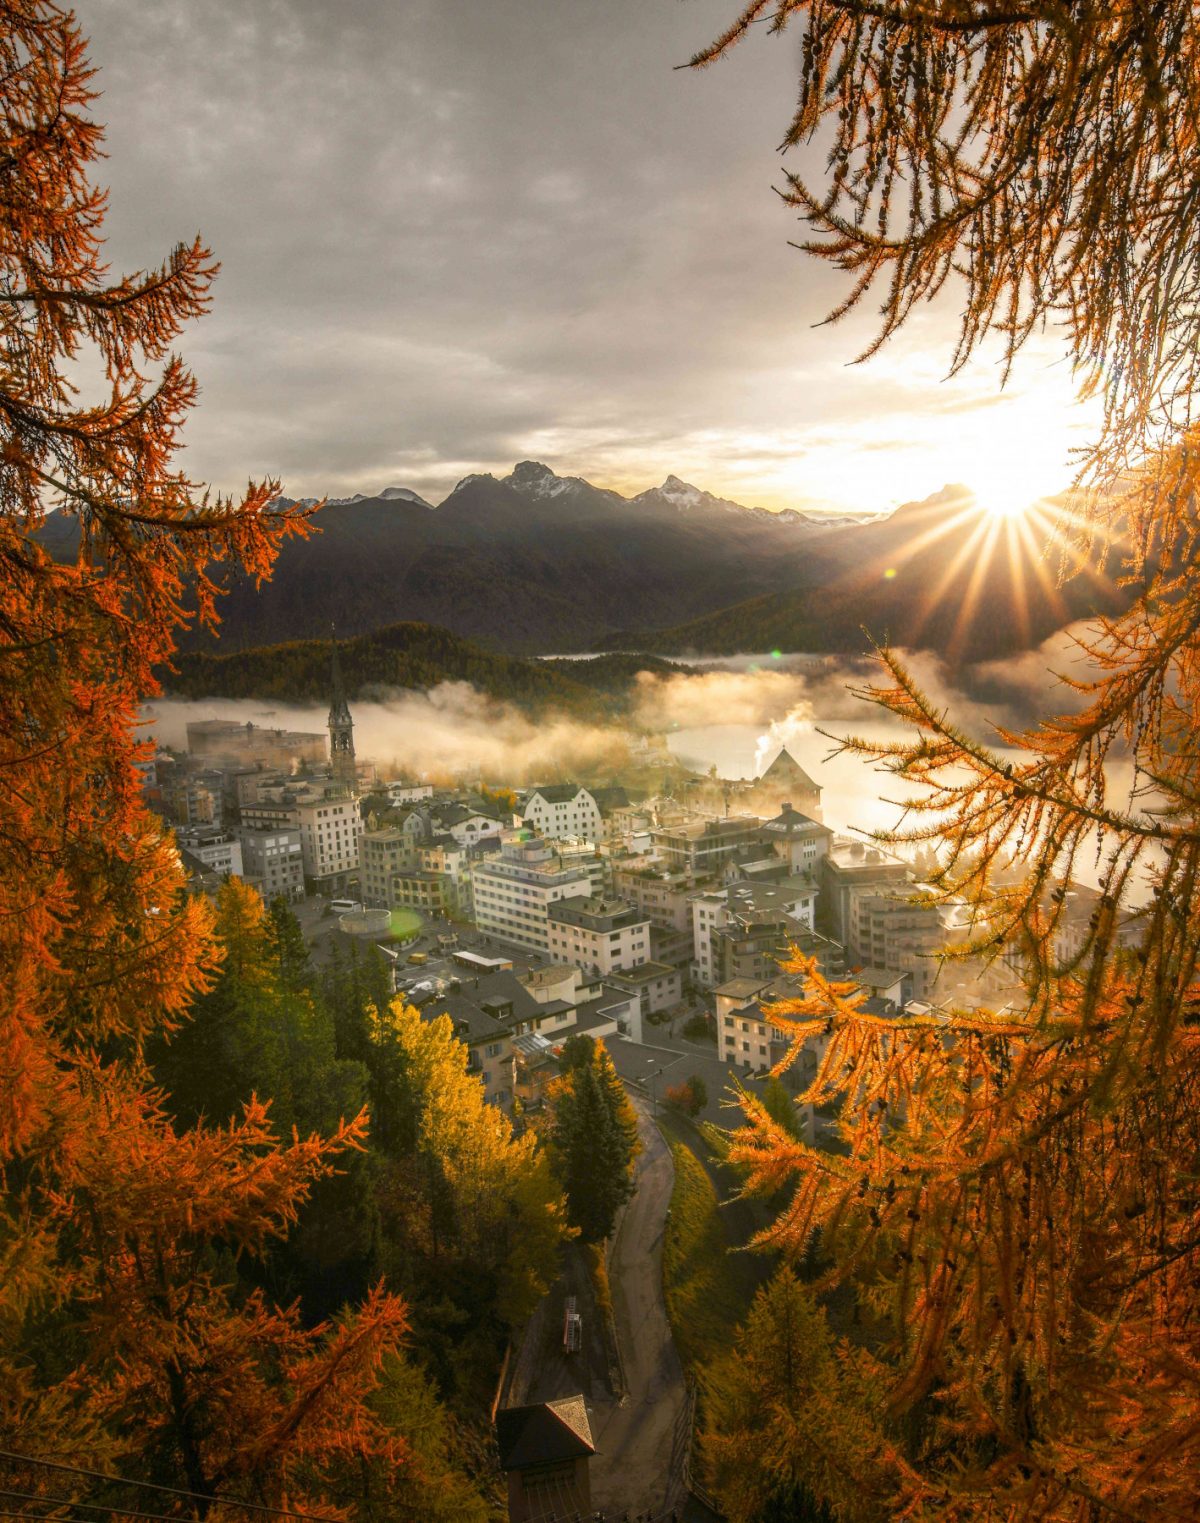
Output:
(338, 907), (391, 937)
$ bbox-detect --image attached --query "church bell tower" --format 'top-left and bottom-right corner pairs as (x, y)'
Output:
(328, 630), (357, 795)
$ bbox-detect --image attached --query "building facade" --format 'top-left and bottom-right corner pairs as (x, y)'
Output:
(521, 785), (603, 842)
(546, 896), (651, 976)
(472, 832), (593, 954)
(237, 826), (304, 903)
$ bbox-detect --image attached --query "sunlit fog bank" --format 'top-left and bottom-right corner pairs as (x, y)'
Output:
(145, 622), (1132, 858)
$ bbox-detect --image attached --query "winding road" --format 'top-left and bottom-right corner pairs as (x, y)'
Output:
(589, 1091), (689, 1516)
(506, 1090), (689, 1516)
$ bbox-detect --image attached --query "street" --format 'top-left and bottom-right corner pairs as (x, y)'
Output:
(505, 1091), (689, 1517)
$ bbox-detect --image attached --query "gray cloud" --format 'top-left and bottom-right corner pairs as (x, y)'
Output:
(81, 1), (1090, 514)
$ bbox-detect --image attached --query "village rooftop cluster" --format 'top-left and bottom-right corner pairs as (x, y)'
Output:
(145, 648), (1141, 1141)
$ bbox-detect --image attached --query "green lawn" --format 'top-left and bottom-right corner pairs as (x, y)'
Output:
(388, 907), (422, 941)
(662, 1140), (762, 1372)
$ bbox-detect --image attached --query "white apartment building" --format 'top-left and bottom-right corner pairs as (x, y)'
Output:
(558, 836), (607, 897)
(522, 785), (603, 842)
(690, 877), (817, 989)
(691, 888), (728, 989)
(546, 896), (651, 976)
(176, 825), (243, 878)
(385, 781), (434, 804)
(472, 831), (593, 954)
(292, 796), (363, 893)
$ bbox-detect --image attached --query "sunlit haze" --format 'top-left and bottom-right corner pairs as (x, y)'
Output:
(83, 0), (1100, 517)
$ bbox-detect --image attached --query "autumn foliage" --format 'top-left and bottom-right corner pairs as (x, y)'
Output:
(0, 3), (413, 1507)
(695, 4), (1200, 1520)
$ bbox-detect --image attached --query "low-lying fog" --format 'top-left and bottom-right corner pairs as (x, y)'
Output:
(145, 623), (1144, 873)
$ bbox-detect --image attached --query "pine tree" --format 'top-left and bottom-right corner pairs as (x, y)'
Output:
(703, 1267), (893, 1523)
(0, 4), (411, 1500)
(548, 1044), (639, 1242)
(694, 6), (1200, 1518)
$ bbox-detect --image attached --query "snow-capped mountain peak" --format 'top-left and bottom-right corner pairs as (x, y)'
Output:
(378, 485), (435, 508)
(657, 474), (704, 509)
(503, 460), (582, 499)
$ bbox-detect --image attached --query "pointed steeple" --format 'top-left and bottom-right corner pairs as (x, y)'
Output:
(327, 626), (356, 793)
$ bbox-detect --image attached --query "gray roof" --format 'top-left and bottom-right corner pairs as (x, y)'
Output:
(495, 1397), (594, 1470)
(526, 783), (585, 805)
(759, 747), (822, 793)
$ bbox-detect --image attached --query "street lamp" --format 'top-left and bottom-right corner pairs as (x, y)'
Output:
(650, 1066), (663, 1117)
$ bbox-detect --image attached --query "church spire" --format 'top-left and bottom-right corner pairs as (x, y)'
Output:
(328, 626), (356, 793)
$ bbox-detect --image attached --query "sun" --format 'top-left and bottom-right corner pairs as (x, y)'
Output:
(975, 472), (1047, 521)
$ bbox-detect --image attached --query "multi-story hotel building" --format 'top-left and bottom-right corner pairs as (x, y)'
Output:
(472, 831), (593, 954)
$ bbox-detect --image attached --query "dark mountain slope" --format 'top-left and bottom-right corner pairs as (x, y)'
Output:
(150, 462), (848, 655)
(163, 621), (689, 715)
(597, 491), (1132, 663)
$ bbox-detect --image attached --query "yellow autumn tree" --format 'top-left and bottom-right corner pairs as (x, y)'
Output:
(691, 5), (1200, 1520)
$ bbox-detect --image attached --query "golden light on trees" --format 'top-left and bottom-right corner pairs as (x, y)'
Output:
(694, 4), (1200, 1519)
(0, 2), (418, 1503)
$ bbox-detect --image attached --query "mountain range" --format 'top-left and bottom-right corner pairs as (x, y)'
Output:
(42, 461), (1130, 664)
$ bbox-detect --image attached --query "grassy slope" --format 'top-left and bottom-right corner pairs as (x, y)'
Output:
(661, 1137), (762, 1372)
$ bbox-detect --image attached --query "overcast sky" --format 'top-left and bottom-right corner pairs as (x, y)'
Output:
(85, 0), (1097, 515)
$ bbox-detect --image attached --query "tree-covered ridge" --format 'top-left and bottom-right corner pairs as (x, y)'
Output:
(164, 621), (690, 713)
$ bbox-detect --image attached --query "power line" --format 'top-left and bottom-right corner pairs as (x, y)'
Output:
(0, 1489), (187, 1523)
(0, 1454), (340, 1523)
(0, 1510), (127, 1523)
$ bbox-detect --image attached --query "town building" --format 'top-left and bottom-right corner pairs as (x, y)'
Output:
(691, 877), (818, 988)
(290, 795), (363, 895)
(161, 767), (225, 828)
(546, 896), (651, 976)
(472, 831), (593, 954)
(607, 959), (682, 1016)
(361, 826), (413, 908)
(762, 801), (834, 873)
(175, 824), (243, 879)
(745, 747), (823, 820)
(390, 866), (455, 916)
(184, 717), (326, 770)
(650, 814), (765, 876)
(435, 802), (505, 849)
(521, 784), (603, 842)
(384, 781), (434, 805)
(715, 971), (822, 1114)
(237, 826), (304, 903)
(611, 861), (712, 931)
(819, 837), (911, 951)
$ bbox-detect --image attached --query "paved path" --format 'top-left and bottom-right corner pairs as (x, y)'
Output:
(589, 1090), (689, 1517)
(503, 1091), (689, 1515)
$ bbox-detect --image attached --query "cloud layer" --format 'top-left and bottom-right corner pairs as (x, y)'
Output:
(83, 0), (1097, 515)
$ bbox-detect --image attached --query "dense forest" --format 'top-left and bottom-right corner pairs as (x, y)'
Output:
(164, 621), (688, 716)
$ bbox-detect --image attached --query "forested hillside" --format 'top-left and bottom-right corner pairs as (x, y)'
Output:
(164, 621), (688, 712)
(598, 492), (1131, 663)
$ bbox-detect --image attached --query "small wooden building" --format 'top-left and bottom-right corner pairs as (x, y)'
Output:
(495, 1395), (595, 1522)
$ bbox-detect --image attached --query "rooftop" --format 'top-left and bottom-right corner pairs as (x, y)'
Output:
(547, 895), (647, 932)
(764, 801), (830, 836)
(758, 747), (822, 793)
(525, 783), (585, 804)
(495, 1397), (595, 1471)
(608, 959), (678, 985)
